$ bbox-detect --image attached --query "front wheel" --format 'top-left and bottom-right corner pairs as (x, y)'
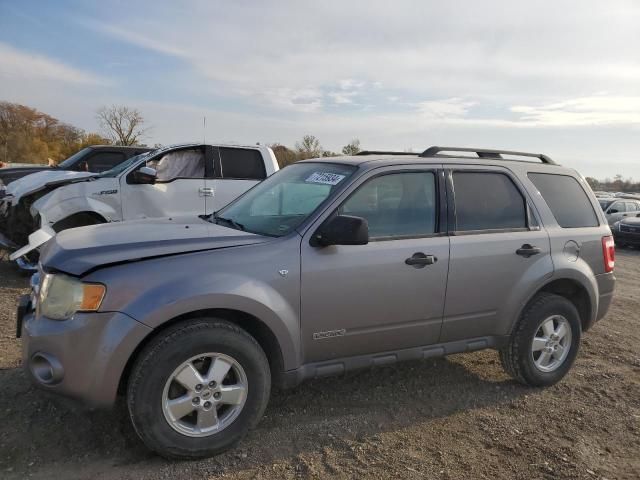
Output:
(126, 319), (271, 459)
(500, 293), (581, 387)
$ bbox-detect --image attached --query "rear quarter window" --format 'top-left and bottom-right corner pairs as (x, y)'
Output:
(528, 173), (599, 228)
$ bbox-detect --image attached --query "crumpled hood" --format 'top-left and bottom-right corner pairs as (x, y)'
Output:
(6, 170), (94, 203)
(40, 216), (271, 276)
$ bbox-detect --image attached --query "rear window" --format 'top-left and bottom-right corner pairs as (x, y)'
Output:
(219, 148), (266, 180)
(453, 172), (527, 231)
(85, 152), (126, 172)
(528, 173), (599, 228)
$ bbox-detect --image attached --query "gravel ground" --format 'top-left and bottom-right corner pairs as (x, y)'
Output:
(0, 249), (639, 480)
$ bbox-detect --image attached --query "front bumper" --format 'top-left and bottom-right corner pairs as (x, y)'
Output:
(613, 231), (640, 246)
(19, 297), (153, 408)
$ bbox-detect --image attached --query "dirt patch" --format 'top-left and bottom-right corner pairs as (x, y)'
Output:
(0, 249), (638, 479)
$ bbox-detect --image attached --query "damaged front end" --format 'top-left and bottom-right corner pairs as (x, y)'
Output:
(0, 194), (49, 269)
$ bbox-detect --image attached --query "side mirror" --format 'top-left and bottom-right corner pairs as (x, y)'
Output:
(609, 209), (619, 214)
(313, 215), (369, 247)
(132, 166), (157, 184)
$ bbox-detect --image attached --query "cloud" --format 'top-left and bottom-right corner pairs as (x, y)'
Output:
(0, 42), (109, 86)
(84, 21), (189, 58)
(79, 0), (640, 114)
(512, 96), (640, 126)
(414, 98), (476, 119)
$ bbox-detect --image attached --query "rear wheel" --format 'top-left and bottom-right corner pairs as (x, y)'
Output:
(126, 319), (271, 459)
(500, 293), (581, 387)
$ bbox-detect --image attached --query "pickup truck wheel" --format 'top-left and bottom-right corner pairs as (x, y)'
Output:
(126, 319), (271, 459)
(500, 293), (581, 387)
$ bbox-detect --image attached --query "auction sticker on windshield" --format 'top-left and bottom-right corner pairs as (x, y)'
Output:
(305, 172), (346, 185)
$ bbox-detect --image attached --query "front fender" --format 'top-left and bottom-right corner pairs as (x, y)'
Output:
(86, 244), (302, 370)
(33, 194), (119, 226)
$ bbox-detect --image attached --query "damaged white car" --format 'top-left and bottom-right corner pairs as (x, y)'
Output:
(0, 143), (279, 268)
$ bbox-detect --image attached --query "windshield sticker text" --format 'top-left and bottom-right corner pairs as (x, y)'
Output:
(305, 172), (346, 186)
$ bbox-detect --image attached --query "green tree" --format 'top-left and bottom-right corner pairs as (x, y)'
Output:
(585, 177), (599, 190)
(341, 138), (361, 155)
(295, 134), (322, 159)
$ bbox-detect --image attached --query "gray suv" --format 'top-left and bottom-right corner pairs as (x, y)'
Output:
(17, 146), (616, 459)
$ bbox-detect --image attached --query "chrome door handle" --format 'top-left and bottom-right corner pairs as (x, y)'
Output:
(199, 187), (214, 197)
(405, 252), (437, 268)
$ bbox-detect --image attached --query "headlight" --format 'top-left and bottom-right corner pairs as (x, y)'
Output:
(38, 273), (106, 320)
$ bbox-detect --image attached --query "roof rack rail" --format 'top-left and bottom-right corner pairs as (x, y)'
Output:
(355, 151), (417, 156)
(419, 146), (556, 165)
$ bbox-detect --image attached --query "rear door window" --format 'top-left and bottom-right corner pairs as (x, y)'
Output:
(452, 172), (527, 232)
(625, 201), (639, 212)
(218, 148), (266, 180)
(528, 173), (599, 228)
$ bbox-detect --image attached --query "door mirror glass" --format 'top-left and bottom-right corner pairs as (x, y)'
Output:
(313, 215), (369, 247)
(132, 166), (157, 184)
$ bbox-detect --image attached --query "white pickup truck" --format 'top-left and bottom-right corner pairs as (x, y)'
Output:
(0, 143), (279, 267)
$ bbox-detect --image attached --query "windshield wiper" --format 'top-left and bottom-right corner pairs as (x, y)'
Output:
(213, 213), (245, 231)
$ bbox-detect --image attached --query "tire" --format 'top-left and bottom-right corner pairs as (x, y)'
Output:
(126, 319), (271, 459)
(500, 293), (581, 387)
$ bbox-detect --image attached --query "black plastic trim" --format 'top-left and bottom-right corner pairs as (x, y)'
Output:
(280, 335), (510, 388)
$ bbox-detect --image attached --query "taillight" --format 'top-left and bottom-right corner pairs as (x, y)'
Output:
(602, 235), (615, 273)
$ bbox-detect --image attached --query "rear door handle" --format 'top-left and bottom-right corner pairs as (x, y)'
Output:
(516, 244), (542, 258)
(405, 252), (437, 268)
(199, 187), (214, 197)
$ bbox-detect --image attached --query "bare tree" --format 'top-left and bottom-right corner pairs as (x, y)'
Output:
(295, 134), (322, 159)
(96, 105), (148, 146)
(341, 138), (361, 155)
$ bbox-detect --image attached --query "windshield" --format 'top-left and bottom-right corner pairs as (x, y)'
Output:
(598, 199), (615, 211)
(97, 152), (150, 178)
(212, 162), (356, 237)
(57, 148), (92, 169)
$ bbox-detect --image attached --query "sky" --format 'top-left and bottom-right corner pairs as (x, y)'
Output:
(1, 0), (639, 179)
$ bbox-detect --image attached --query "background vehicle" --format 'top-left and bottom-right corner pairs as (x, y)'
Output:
(0, 145), (149, 187)
(612, 214), (640, 247)
(3, 143), (279, 266)
(18, 147), (615, 459)
(598, 197), (640, 225)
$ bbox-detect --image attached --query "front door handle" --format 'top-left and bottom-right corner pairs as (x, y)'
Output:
(405, 252), (437, 268)
(516, 244), (542, 258)
(199, 187), (214, 197)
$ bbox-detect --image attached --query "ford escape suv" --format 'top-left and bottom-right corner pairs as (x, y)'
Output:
(17, 146), (615, 459)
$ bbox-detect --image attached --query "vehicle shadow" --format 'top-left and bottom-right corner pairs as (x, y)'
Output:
(0, 352), (535, 479)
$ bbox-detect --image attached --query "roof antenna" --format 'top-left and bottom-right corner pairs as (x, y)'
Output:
(203, 116), (206, 144)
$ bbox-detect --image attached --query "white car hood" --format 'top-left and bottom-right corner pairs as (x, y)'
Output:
(6, 170), (94, 204)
